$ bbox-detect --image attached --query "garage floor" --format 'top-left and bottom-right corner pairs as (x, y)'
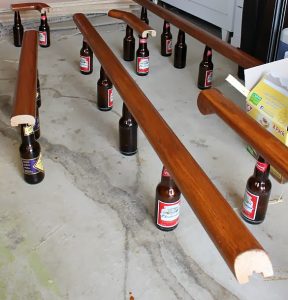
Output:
(0, 12), (288, 300)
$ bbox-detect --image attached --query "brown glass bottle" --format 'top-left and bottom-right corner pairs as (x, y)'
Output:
(33, 107), (40, 140)
(123, 25), (135, 61)
(140, 7), (149, 24)
(19, 124), (45, 184)
(155, 166), (181, 231)
(97, 67), (113, 111)
(161, 20), (172, 56)
(80, 40), (93, 75)
(119, 103), (138, 155)
(241, 156), (272, 224)
(174, 30), (187, 69)
(197, 46), (214, 90)
(13, 11), (24, 47)
(39, 12), (50, 48)
(36, 72), (41, 107)
(136, 37), (149, 76)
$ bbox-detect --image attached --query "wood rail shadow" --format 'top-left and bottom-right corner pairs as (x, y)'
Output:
(197, 88), (288, 179)
(73, 13), (273, 284)
(132, 0), (262, 69)
(108, 9), (156, 38)
(11, 2), (50, 13)
(11, 30), (38, 126)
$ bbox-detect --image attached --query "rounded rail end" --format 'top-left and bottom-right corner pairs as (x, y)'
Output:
(11, 115), (35, 127)
(197, 90), (217, 115)
(142, 29), (157, 38)
(234, 250), (273, 284)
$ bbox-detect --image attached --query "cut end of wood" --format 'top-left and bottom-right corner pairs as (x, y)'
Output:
(142, 29), (156, 38)
(11, 115), (35, 127)
(234, 250), (273, 284)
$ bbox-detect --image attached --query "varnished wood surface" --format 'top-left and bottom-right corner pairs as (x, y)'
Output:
(198, 88), (288, 179)
(11, 30), (38, 126)
(11, 2), (50, 13)
(132, 0), (263, 69)
(73, 13), (273, 283)
(108, 9), (156, 38)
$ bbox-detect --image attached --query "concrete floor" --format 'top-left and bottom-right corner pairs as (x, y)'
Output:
(0, 12), (288, 300)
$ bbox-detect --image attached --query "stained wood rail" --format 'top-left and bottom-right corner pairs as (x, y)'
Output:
(73, 13), (273, 284)
(198, 88), (288, 178)
(108, 9), (156, 38)
(11, 30), (38, 126)
(133, 0), (262, 69)
(11, 2), (50, 13)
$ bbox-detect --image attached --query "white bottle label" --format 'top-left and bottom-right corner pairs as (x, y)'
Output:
(242, 190), (259, 220)
(39, 31), (47, 46)
(204, 70), (213, 87)
(166, 39), (172, 54)
(108, 88), (113, 108)
(157, 199), (180, 228)
(80, 56), (91, 72)
(137, 57), (149, 74)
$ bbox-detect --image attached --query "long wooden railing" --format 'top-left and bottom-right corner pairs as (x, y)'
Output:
(197, 88), (288, 179)
(73, 13), (273, 284)
(108, 9), (156, 38)
(11, 2), (50, 13)
(132, 0), (262, 69)
(11, 30), (38, 126)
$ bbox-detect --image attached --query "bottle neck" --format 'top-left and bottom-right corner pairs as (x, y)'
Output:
(20, 124), (36, 145)
(138, 37), (147, 48)
(163, 20), (170, 33)
(125, 25), (134, 37)
(177, 30), (185, 43)
(40, 12), (47, 25)
(141, 7), (148, 21)
(160, 166), (177, 187)
(253, 156), (270, 180)
(14, 11), (21, 24)
(122, 103), (134, 120)
(203, 46), (212, 61)
(99, 67), (110, 82)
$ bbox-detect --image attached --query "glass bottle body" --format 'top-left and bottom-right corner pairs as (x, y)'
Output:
(197, 46), (214, 90)
(80, 41), (93, 75)
(174, 30), (187, 69)
(39, 12), (50, 48)
(97, 67), (113, 111)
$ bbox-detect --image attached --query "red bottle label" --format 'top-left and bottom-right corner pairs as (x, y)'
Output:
(39, 31), (47, 46)
(137, 57), (149, 74)
(162, 167), (170, 177)
(204, 70), (213, 87)
(108, 88), (113, 108)
(242, 189), (259, 220)
(80, 56), (91, 72)
(256, 161), (269, 172)
(166, 39), (172, 54)
(157, 199), (180, 228)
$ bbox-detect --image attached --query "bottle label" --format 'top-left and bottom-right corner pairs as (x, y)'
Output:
(157, 199), (180, 228)
(165, 23), (170, 29)
(256, 161), (269, 172)
(204, 70), (213, 87)
(242, 189), (259, 220)
(166, 39), (172, 54)
(80, 56), (91, 72)
(23, 125), (34, 136)
(41, 16), (46, 21)
(21, 153), (44, 175)
(162, 167), (170, 177)
(108, 88), (113, 108)
(207, 50), (212, 56)
(39, 31), (47, 46)
(137, 57), (149, 74)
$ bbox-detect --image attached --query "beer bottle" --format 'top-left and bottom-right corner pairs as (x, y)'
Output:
(19, 124), (45, 184)
(13, 11), (24, 47)
(197, 46), (214, 90)
(33, 107), (40, 140)
(136, 37), (149, 76)
(123, 25), (135, 61)
(140, 7), (149, 24)
(119, 103), (138, 155)
(36, 73), (41, 108)
(241, 156), (272, 224)
(97, 67), (113, 111)
(80, 40), (93, 75)
(174, 30), (187, 69)
(155, 166), (181, 231)
(38, 12), (50, 48)
(161, 20), (172, 56)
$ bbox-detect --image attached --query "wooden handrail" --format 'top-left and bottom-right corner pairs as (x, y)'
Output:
(73, 13), (273, 284)
(132, 0), (262, 69)
(11, 30), (38, 127)
(197, 88), (288, 179)
(11, 2), (50, 13)
(108, 9), (156, 38)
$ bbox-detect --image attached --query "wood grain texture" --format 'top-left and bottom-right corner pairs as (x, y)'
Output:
(11, 2), (50, 13)
(11, 30), (38, 127)
(73, 13), (273, 283)
(108, 9), (156, 38)
(132, 0), (263, 69)
(197, 88), (288, 179)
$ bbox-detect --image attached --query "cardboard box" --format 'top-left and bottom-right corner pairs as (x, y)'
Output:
(246, 73), (288, 183)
